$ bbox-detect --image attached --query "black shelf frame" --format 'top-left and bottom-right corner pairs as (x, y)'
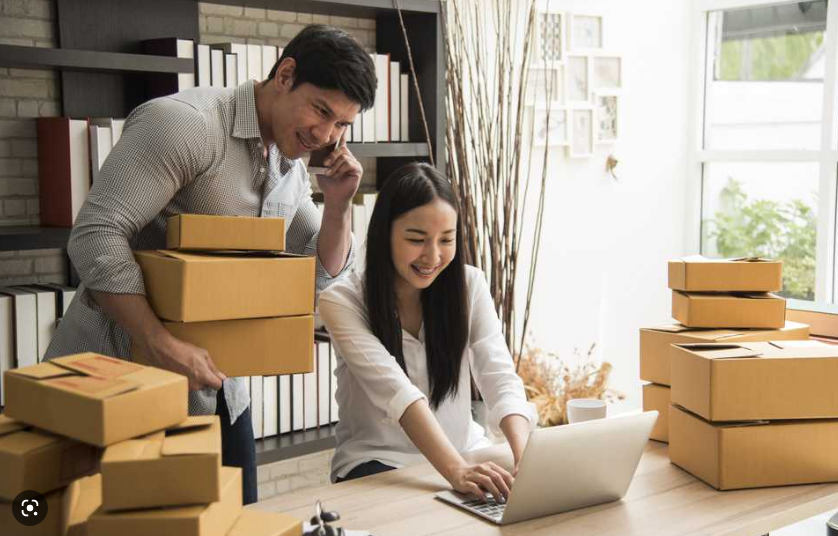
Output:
(255, 424), (337, 465)
(0, 44), (194, 74)
(0, 226), (72, 252)
(178, 0), (440, 17)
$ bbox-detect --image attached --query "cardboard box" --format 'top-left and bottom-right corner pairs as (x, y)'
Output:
(0, 481), (76, 536)
(88, 466), (241, 536)
(639, 321), (809, 385)
(671, 340), (838, 421)
(668, 256), (782, 292)
(101, 416), (221, 512)
(669, 405), (838, 490)
(3, 353), (188, 447)
(135, 250), (315, 322)
(132, 316), (315, 377)
(227, 510), (302, 536)
(642, 384), (670, 443)
(67, 474), (102, 536)
(672, 291), (786, 329)
(166, 214), (285, 252)
(0, 414), (99, 501)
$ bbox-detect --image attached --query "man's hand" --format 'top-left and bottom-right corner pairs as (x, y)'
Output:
(316, 136), (362, 206)
(147, 332), (226, 391)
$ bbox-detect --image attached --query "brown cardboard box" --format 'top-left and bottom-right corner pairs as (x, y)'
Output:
(0, 480), (76, 536)
(672, 291), (786, 329)
(88, 466), (242, 536)
(166, 214), (285, 252)
(0, 415), (99, 501)
(134, 316), (315, 377)
(669, 405), (838, 490)
(671, 340), (838, 421)
(227, 510), (302, 536)
(668, 256), (782, 292)
(3, 353), (188, 447)
(642, 384), (670, 443)
(67, 474), (102, 536)
(101, 416), (221, 512)
(135, 250), (315, 322)
(639, 321), (809, 385)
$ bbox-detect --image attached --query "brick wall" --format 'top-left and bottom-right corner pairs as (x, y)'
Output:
(257, 449), (335, 501)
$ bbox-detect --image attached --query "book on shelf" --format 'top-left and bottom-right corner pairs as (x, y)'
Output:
(15, 285), (56, 363)
(279, 375), (292, 434)
(261, 45), (278, 80)
(210, 48), (225, 88)
(0, 288), (37, 370)
(88, 124), (111, 183)
(317, 341), (331, 427)
(37, 117), (90, 227)
(143, 37), (195, 97)
(251, 374), (264, 439)
(374, 54), (390, 142)
(390, 61), (401, 142)
(39, 283), (77, 318)
(247, 43), (262, 82)
(223, 52), (238, 89)
(216, 43), (247, 87)
(90, 117), (124, 147)
(401, 74), (410, 142)
(292, 373), (305, 432)
(263, 375), (278, 438)
(195, 43), (211, 88)
(304, 362), (318, 430)
(0, 292), (12, 407)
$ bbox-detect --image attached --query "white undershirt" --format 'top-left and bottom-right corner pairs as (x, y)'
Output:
(319, 265), (537, 482)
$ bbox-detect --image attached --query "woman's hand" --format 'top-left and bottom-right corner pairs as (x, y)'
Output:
(446, 461), (514, 502)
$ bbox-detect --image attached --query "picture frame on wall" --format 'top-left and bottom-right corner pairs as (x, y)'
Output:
(592, 55), (622, 89)
(594, 91), (618, 143)
(532, 106), (569, 147)
(526, 66), (564, 106)
(570, 14), (603, 50)
(533, 10), (566, 67)
(566, 55), (590, 104)
(569, 107), (594, 158)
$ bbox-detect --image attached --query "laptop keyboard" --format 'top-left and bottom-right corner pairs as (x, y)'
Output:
(462, 496), (506, 521)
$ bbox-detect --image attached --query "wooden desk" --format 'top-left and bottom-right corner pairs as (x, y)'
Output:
(253, 441), (838, 535)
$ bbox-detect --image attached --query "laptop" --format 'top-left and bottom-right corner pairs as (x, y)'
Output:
(435, 410), (658, 525)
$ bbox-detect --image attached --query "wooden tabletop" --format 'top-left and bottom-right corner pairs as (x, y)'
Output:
(253, 441), (838, 536)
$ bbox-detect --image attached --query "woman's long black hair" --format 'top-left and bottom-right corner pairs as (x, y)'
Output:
(364, 162), (469, 409)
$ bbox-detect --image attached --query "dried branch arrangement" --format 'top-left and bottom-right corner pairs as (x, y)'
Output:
(442, 0), (552, 358)
(517, 343), (625, 427)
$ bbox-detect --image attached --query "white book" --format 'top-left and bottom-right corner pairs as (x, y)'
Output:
(292, 374), (305, 432)
(217, 43), (247, 87)
(400, 74), (409, 141)
(245, 374), (251, 398)
(351, 113), (362, 143)
(90, 117), (124, 147)
(89, 125), (112, 183)
(261, 45), (278, 80)
(304, 366), (317, 430)
(196, 44), (211, 88)
(263, 376), (278, 437)
(247, 43), (262, 82)
(1, 288), (37, 369)
(251, 375), (264, 439)
(68, 119), (90, 222)
(176, 39), (195, 91)
(0, 293), (13, 407)
(279, 375), (291, 434)
(210, 49), (224, 88)
(317, 342), (330, 427)
(17, 286), (56, 362)
(224, 52), (238, 89)
(329, 344), (339, 424)
(390, 61), (400, 142)
(352, 203), (368, 273)
(364, 54), (377, 143)
(40, 283), (76, 318)
(374, 54), (390, 142)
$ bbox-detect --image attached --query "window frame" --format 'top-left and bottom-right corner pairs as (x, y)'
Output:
(687, 0), (838, 310)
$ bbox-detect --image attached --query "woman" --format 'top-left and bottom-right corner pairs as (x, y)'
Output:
(319, 162), (537, 501)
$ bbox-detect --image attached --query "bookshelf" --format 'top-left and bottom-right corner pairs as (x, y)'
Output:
(3, 0), (445, 461)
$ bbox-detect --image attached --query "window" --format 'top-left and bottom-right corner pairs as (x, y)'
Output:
(689, 0), (837, 308)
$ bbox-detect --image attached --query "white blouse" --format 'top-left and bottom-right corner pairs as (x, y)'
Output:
(319, 265), (537, 482)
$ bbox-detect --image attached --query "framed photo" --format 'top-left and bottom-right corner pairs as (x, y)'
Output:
(594, 92), (618, 143)
(532, 106), (569, 147)
(525, 66), (564, 106)
(565, 55), (590, 104)
(592, 55), (622, 89)
(533, 10), (566, 67)
(569, 108), (594, 157)
(570, 14), (603, 50)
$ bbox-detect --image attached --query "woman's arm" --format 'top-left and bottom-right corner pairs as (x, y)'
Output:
(400, 398), (513, 501)
(500, 414), (530, 475)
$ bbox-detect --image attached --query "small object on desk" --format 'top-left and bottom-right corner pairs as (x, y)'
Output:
(303, 500), (372, 536)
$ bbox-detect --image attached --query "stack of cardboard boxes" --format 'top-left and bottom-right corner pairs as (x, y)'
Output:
(639, 256), (809, 443)
(0, 354), (303, 535)
(131, 214), (315, 378)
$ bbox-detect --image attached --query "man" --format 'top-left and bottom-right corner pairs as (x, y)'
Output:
(44, 25), (377, 504)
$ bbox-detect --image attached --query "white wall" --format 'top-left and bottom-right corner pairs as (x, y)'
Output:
(515, 0), (694, 413)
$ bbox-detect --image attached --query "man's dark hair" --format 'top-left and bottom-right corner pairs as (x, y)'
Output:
(267, 25), (376, 111)
(364, 162), (470, 410)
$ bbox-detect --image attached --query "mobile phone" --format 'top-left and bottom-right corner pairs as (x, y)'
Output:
(307, 134), (342, 175)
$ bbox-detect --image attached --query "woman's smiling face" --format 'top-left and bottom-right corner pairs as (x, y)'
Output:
(390, 197), (458, 292)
